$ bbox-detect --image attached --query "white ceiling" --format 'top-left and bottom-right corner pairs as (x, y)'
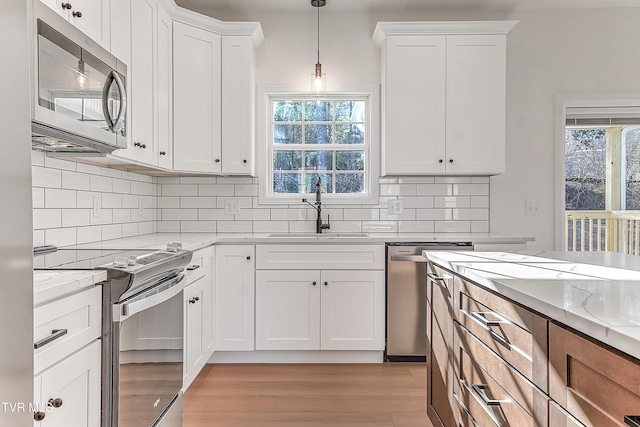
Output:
(176, 0), (640, 14)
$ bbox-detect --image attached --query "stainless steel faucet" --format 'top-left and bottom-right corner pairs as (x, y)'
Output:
(303, 177), (331, 234)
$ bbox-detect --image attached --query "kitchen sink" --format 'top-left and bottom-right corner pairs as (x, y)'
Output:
(267, 233), (370, 238)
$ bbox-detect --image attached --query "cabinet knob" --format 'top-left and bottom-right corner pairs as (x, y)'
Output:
(72, 10), (82, 18)
(243, 159), (247, 163)
(34, 411), (46, 421)
(189, 298), (197, 304)
(140, 144), (146, 149)
(438, 159), (443, 163)
(160, 151), (166, 155)
(61, 2), (72, 9)
(134, 142), (141, 147)
(324, 281), (328, 286)
(449, 159), (453, 163)
(312, 281), (317, 286)
(215, 159), (220, 163)
(48, 398), (63, 408)
(246, 256), (251, 260)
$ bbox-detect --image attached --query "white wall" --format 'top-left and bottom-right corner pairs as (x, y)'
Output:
(184, 5), (640, 249)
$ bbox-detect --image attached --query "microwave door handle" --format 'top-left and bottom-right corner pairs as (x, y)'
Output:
(102, 71), (127, 132)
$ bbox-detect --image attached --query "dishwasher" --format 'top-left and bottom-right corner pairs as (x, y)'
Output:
(385, 242), (473, 362)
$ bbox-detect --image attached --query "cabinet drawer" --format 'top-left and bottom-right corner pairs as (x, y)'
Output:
(34, 286), (102, 374)
(453, 372), (535, 427)
(256, 245), (384, 270)
(185, 254), (206, 284)
(549, 323), (640, 427)
(456, 278), (548, 391)
(549, 401), (586, 427)
(455, 323), (548, 426)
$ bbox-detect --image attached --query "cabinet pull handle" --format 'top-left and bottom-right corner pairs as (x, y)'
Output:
(624, 415), (640, 427)
(34, 329), (68, 349)
(186, 264), (200, 271)
(427, 272), (451, 296)
(48, 398), (63, 408)
(34, 411), (46, 421)
(61, 2), (72, 9)
(470, 311), (510, 329)
(72, 10), (82, 18)
(471, 383), (502, 406)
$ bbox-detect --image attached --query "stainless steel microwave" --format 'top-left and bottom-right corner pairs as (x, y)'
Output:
(31, 2), (127, 155)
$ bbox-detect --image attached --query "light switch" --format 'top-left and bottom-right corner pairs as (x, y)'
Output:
(525, 199), (541, 216)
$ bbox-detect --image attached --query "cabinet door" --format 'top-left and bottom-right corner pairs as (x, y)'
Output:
(156, 3), (172, 169)
(173, 22), (222, 173)
(256, 270), (321, 350)
(319, 270), (385, 350)
(128, 0), (157, 164)
(221, 36), (254, 175)
(382, 35), (446, 176)
(39, 0), (69, 20)
(34, 340), (101, 427)
(184, 277), (205, 389)
(70, 0), (110, 50)
(426, 264), (454, 427)
(215, 245), (255, 351)
(445, 35), (506, 175)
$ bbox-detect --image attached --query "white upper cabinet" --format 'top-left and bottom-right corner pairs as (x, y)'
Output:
(40, 0), (111, 50)
(374, 21), (518, 176)
(222, 36), (255, 175)
(173, 22), (222, 173)
(156, 4), (173, 169)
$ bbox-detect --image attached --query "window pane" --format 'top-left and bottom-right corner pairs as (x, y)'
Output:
(305, 124), (332, 144)
(336, 173), (365, 193)
(336, 151), (364, 171)
(273, 101), (302, 121)
(335, 124), (365, 145)
(304, 151), (333, 171)
(335, 101), (365, 122)
(274, 124), (302, 145)
(273, 173), (301, 193)
(565, 129), (606, 210)
(305, 173), (333, 194)
(273, 151), (302, 171)
(625, 127), (640, 209)
(305, 101), (333, 121)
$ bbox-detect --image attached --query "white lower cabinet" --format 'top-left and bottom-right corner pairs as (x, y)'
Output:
(214, 245), (255, 351)
(33, 340), (101, 426)
(183, 247), (214, 390)
(256, 269), (385, 351)
(33, 286), (102, 426)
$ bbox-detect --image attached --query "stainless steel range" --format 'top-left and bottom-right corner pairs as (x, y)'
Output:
(36, 243), (192, 427)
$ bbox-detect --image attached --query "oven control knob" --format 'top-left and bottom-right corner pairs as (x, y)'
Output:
(127, 256), (137, 266)
(113, 257), (128, 268)
(34, 411), (46, 421)
(167, 242), (182, 252)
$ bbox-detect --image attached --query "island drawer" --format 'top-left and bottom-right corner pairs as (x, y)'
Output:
(455, 322), (548, 426)
(455, 277), (548, 391)
(548, 401), (586, 427)
(549, 322), (640, 427)
(255, 244), (385, 270)
(34, 286), (102, 374)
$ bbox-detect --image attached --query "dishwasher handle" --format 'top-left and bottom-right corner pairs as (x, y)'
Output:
(390, 254), (429, 262)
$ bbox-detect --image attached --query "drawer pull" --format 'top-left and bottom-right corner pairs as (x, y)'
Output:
(472, 383), (502, 406)
(34, 329), (68, 349)
(186, 264), (201, 271)
(470, 311), (510, 329)
(625, 416), (640, 427)
(427, 272), (451, 296)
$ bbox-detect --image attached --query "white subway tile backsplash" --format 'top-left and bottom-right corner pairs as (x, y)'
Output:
(33, 157), (490, 246)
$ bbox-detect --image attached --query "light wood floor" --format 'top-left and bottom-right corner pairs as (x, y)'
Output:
(184, 363), (433, 427)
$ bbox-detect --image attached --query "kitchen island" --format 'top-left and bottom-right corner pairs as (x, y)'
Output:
(424, 250), (640, 427)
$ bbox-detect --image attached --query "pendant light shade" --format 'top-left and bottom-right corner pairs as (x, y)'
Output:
(310, 0), (326, 96)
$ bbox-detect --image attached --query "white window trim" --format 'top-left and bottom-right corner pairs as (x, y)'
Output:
(256, 85), (380, 205)
(554, 93), (640, 251)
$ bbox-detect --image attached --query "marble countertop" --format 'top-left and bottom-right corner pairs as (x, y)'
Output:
(425, 251), (640, 361)
(34, 270), (107, 306)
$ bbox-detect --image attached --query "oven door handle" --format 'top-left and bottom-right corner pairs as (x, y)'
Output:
(118, 273), (186, 318)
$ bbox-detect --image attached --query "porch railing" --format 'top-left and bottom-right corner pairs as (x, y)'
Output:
(565, 210), (640, 255)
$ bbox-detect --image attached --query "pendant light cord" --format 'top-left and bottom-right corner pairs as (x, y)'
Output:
(317, 2), (320, 64)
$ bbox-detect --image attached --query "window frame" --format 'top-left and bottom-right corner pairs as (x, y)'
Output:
(257, 86), (380, 205)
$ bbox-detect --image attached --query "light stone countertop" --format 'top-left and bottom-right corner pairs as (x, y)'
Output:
(425, 251), (640, 361)
(34, 270), (107, 306)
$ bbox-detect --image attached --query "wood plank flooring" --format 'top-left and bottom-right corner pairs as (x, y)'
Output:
(184, 363), (433, 427)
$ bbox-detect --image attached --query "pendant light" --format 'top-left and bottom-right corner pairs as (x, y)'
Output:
(311, 0), (326, 96)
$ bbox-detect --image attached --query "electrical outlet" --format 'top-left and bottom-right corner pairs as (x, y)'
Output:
(92, 196), (101, 218)
(387, 199), (404, 215)
(525, 199), (541, 216)
(224, 199), (240, 216)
